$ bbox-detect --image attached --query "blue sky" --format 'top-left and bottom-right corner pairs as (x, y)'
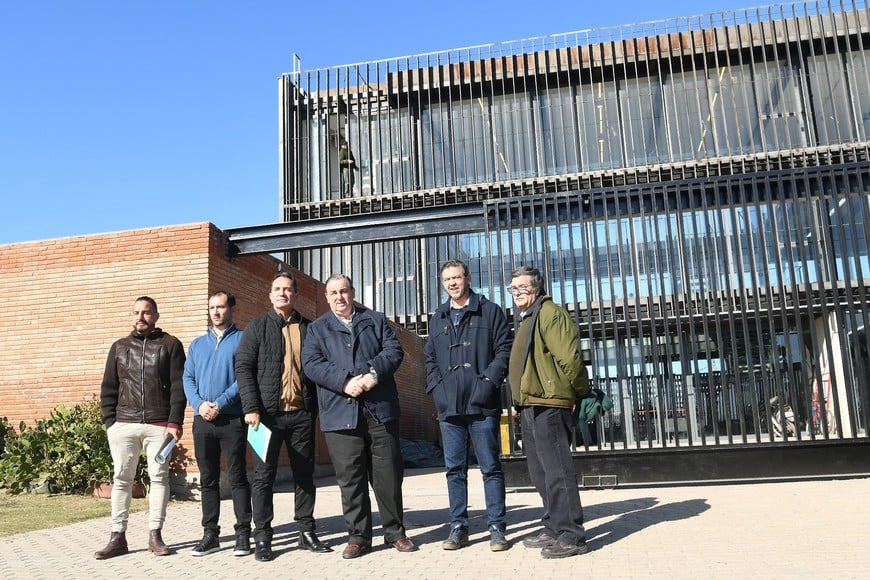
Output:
(1, 0), (758, 244)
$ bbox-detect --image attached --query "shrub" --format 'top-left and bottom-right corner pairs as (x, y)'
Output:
(0, 397), (147, 495)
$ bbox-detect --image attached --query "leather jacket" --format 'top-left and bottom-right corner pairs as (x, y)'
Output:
(100, 328), (187, 427)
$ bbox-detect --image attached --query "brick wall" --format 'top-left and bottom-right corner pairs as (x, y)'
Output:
(0, 223), (436, 485)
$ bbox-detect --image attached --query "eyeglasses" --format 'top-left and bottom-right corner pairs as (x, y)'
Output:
(508, 285), (532, 295)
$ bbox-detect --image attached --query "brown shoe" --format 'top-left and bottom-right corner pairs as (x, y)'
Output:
(341, 542), (371, 559)
(387, 536), (418, 552)
(94, 532), (128, 560)
(148, 529), (172, 556)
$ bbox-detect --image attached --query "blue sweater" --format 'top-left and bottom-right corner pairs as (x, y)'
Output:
(183, 324), (243, 417)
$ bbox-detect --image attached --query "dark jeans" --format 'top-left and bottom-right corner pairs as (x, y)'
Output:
(251, 409), (316, 541)
(440, 414), (506, 529)
(521, 406), (586, 544)
(192, 414), (252, 536)
(324, 406), (405, 545)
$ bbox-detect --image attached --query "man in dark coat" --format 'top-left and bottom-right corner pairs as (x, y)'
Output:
(301, 274), (417, 559)
(236, 272), (331, 561)
(95, 296), (186, 560)
(424, 260), (512, 552)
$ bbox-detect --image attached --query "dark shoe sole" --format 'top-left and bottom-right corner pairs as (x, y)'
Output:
(541, 543), (589, 559)
(523, 536), (556, 549)
(342, 545), (372, 559)
(94, 548), (128, 560)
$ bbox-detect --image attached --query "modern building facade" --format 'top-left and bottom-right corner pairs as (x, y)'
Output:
(265, 1), (870, 481)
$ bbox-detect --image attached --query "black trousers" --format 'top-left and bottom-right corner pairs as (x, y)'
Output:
(192, 414), (252, 536)
(521, 406), (586, 544)
(324, 406), (406, 545)
(251, 409), (317, 540)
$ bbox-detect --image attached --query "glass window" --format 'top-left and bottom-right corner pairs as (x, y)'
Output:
(847, 50), (870, 140)
(576, 80), (623, 171)
(536, 86), (580, 175)
(708, 63), (760, 155)
(807, 53), (856, 145)
(491, 93), (536, 180)
(754, 60), (808, 150)
(619, 75), (668, 166)
(663, 69), (715, 161)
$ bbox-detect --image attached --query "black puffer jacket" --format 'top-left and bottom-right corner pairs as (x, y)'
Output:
(100, 328), (187, 427)
(235, 309), (317, 415)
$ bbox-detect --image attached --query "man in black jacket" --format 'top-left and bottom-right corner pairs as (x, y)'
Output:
(95, 296), (186, 560)
(235, 272), (330, 561)
(424, 260), (512, 552)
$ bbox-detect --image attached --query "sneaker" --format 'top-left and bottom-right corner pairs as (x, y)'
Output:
(540, 538), (589, 559)
(233, 532), (252, 557)
(190, 532), (221, 557)
(489, 525), (509, 552)
(442, 525), (469, 550)
(522, 531), (556, 549)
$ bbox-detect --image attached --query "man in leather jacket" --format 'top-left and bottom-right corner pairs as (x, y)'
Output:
(95, 296), (186, 560)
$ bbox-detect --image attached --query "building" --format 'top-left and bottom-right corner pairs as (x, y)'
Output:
(251, 0), (870, 483)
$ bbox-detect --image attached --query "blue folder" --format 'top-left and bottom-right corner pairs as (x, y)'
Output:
(247, 423), (272, 462)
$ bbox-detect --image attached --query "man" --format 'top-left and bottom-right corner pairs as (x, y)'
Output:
(301, 274), (417, 559)
(507, 266), (590, 559)
(424, 260), (512, 551)
(338, 140), (357, 198)
(235, 272), (330, 562)
(183, 291), (252, 557)
(95, 296), (186, 560)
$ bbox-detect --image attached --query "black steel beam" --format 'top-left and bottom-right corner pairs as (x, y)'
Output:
(502, 439), (870, 488)
(226, 203), (486, 255)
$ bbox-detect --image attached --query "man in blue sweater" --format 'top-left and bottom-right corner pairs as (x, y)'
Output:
(183, 291), (252, 557)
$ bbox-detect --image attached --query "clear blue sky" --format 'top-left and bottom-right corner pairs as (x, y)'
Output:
(1, 0), (757, 244)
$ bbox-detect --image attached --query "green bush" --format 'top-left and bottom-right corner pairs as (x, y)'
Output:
(0, 397), (148, 495)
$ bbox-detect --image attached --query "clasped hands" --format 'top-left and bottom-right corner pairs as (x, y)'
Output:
(343, 372), (377, 398)
(199, 401), (220, 421)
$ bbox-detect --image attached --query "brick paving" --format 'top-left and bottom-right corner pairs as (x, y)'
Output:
(1, 468), (868, 579)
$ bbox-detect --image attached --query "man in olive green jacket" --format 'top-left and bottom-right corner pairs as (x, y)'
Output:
(507, 266), (589, 559)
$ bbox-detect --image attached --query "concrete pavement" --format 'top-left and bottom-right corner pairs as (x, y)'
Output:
(1, 467), (868, 579)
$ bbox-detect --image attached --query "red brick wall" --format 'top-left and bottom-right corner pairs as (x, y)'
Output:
(0, 223), (436, 482)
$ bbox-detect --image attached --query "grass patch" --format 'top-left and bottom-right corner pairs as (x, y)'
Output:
(0, 490), (148, 537)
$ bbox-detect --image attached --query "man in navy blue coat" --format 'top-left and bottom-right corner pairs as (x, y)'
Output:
(301, 274), (417, 559)
(424, 260), (512, 552)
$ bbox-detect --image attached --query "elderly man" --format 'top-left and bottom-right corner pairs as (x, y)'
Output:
(301, 274), (417, 559)
(507, 266), (590, 559)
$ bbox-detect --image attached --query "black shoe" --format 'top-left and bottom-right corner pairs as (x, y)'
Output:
(254, 540), (273, 562)
(233, 531), (251, 557)
(190, 532), (221, 556)
(299, 531), (332, 553)
(522, 531), (556, 549)
(540, 538), (589, 559)
(442, 525), (469, 550)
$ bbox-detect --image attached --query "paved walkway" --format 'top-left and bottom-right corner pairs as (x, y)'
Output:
(1, 468), (868, 579)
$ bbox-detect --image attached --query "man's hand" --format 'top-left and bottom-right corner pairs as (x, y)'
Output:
(357, 372), (377, 392)
(245, 411), (260, 429)
(199, 401), (219, 421)
(343, 375), (365, 398)
(165, 425), (182, 441)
